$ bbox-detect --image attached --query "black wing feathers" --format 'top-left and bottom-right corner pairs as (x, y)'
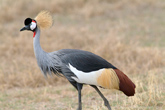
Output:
(58, 49), (117, 72)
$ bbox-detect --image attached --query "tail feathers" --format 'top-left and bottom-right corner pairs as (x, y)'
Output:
(114, 69), (136, 96)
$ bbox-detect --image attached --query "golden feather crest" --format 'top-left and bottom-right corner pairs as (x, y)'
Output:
(35, 11), (53, 29)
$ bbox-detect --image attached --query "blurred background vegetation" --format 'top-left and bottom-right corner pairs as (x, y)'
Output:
(0, 0), (164, 110)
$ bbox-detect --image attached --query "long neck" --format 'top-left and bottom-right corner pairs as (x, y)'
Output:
(32, 28), (61, 77)
(33, 28), (46, 61)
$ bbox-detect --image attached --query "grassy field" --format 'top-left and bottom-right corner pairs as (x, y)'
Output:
(0, 0), (165, 110)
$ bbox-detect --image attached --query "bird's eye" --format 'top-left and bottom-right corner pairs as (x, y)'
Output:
(30, 22), (37, 30)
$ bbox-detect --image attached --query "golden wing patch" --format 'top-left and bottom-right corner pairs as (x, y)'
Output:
(97, 69), (119, 89)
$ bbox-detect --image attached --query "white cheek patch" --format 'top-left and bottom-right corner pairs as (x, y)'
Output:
(30, 22), (37, 30)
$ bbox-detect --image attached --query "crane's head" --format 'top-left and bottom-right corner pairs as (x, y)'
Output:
(20, 18), (37, 32)
(20, 11), (53, 32)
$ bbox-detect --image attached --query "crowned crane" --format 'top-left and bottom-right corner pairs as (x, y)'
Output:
(20, 11), (135, 110)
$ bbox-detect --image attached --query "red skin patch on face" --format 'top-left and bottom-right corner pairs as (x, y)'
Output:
(32, 20), (36, 23)
(32, 20), (36, 38)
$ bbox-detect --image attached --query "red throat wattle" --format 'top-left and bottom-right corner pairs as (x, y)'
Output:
(33, 31), (36, 38)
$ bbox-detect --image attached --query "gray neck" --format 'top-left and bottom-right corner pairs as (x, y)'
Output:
(33, 28), (62, 77)
(33, 28), (47, 62)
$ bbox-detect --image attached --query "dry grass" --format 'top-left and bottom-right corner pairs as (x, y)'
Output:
(0, 71), (164, 110)
(0, 0), (165, 109)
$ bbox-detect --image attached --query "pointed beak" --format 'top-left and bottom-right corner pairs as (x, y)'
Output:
(20, 27), (26, 31)
(20, 25), (30, 31)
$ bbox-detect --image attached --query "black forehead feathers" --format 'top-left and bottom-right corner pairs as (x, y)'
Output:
(24, 18), (32, 25)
